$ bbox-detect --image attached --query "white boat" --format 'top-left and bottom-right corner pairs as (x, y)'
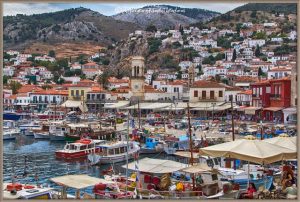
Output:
(3, 128), (20, 140)
(49, 121), (70, 141)
(34, 131), (50, 139)
(88, 141), (140, 165)
(3, 183), (75, 199)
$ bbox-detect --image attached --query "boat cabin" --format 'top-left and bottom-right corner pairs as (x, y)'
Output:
(96, 141), (136, 156)
(64, 139), (106, 152)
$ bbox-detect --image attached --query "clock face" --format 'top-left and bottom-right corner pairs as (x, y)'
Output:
(134, 84), (139, 90)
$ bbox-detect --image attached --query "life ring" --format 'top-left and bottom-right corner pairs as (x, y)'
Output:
(24, 185), (35, 189)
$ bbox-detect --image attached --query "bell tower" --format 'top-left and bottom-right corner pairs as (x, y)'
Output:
(130, 56), (145, 101)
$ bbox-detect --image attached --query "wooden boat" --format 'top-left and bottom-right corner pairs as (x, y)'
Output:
(55, 139), (106, 159)
(49, 122), (70, 141)
(88, 141), (140, 165)
(33, 123), (51, 139)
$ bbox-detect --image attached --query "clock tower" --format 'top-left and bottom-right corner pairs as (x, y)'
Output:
(130, 56), (145, 101)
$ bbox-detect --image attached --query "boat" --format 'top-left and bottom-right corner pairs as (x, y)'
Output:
(18, 121), (41, 134)
(140, 137), (164, 154)
(36, 110), (65, 120)
(3, 111), (21, 121)
(55, 139), (107, 159)
(3, 129), (19, 140)
(163, 135), (191, 155)
(87, 141), (140, 165)
(93, 182), (134, 199)
(34, 131), (50, 139)
(49, 122), (70, 141)
(2, 183), (68, 200)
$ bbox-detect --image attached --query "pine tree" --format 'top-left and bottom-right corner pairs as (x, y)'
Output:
(232, 49), (237, 62)
(255, 44), (261, 57)
(258, 67), (264, 76)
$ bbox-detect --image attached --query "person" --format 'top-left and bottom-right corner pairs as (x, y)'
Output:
(240, 183), (257, 199)
(282, 171), (294, 190)
(283, 181), (297, 199)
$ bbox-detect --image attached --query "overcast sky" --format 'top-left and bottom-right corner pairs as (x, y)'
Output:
(3, 2), (246, 16)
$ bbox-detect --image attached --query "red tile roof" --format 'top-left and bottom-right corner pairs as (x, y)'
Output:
(191, 80), (225, 88)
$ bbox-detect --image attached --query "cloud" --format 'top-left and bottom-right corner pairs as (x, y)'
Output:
(3, 3), (64, 16)
(3, 2), (246, 16)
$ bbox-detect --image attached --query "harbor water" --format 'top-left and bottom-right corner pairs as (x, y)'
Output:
(3, 135), (173, 195)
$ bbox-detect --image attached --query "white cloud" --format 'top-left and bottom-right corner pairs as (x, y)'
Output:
(3, 3), (64, 16)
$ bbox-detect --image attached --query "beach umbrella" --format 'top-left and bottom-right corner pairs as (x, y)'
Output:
(199, 135), (296, 165)
(263, 134), (296, 152)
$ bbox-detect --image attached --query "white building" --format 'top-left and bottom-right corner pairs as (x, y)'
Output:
(267, 68), (291, 79)
(189, 80), (226, 102)
(35, 55), (55, 62)
(40, 70), (54, 80)
(3, 66), (15, 77)
(247, 39), (265, 48)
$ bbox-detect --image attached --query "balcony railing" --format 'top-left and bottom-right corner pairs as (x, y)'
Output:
(199, 97), (217, 101)
(270, 94), (281, 99)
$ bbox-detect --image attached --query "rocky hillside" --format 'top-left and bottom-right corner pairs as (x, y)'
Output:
(4, 7), (140, 50)
(113, 5), (219, 29)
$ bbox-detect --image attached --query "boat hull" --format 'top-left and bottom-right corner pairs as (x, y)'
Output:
(56, 149), (99, 159)
(49, 134), (65, 141)
(3, 113), (21, 121)
(88, 152), (137, 165)
(140, 147), (163, 154)
(34, 133), (50, 139)
(3, 134), (16, 140)
(64, 135), (80, 142)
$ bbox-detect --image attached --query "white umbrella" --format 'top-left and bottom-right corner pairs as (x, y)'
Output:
(199, 135), (296, 165)
(263, 134), (296, 152)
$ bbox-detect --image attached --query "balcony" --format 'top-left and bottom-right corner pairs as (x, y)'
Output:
(270, 94), (281, 99)
(199, 97), (217, 101)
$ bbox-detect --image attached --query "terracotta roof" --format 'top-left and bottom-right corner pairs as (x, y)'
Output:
(17, 85), (43, 94)
(235, 76), (258, 83)
(83, 62), (97, 66)
(145, 85), (164, 93)
(82, 68), (98, 72)
(88, 86), (106, 93)
(269, 68), (291, 72)
(31, 89), (68, 95)
(8, 95), (17, 99)
(191, 80), (225, 88)
(269, 77), (291, 82)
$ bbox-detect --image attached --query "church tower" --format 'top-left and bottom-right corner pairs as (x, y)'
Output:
(130, 56), (145, 101)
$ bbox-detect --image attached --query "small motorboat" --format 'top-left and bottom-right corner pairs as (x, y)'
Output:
(33, 132), (50, 139)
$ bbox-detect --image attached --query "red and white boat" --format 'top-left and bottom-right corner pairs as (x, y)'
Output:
(55, 139), (106, 159)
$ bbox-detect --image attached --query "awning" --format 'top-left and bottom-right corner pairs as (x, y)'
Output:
(282, 107), (297, 113)
(103, 101), (130, 109)
(206, 103), (235, 111)
(61, 100), (88, 112)
(122, 157), (187, 174)
(50, 174), (114, 189)
(244, 107), (261, 115)
(263, 107), (284, 112)
(125, 103), (172, 110)
(180, 164), (217, 174)
(236, 106), (247, 111)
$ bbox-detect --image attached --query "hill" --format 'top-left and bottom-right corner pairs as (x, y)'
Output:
(3, 7), (140, 51)
(113, 5), (219, 29)
(233, 3), (297, 14)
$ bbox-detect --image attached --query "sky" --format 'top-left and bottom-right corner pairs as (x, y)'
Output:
(3, 2), (246, 16)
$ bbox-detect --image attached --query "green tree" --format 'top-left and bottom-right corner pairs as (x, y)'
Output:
(215, 53), (225, 61)
(145, 24), (157, 33)
(147, 38), (162, 54)
(258, 67), (264, 76)
(57, 58), (69, 68)
(48, 50), (56, 58)
(232, 49), (237, 62)
(102, 58), (110, 65)
(255, 44), (261, 57)
(250, 11), (257, 18)
(9, 81), (22, 94)
(3, 75), (11, 85)
(98, 70), (110, 89)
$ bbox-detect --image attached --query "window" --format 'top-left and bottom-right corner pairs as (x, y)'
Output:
(97, 94), (100, 99)
(102, 94), (105, 99)
(202, 91), (206, 98)
(210, 91), (214, 99)
(154, 85), (157, 89)
(71, 90), (74, 96)
(87, 94), (90, 100)
(194, 90), (198, 97)
(218, 91), (223, 97)
(76, 90), (79, 96)
(92, 94), (95, 100)
(266, 87), (271, 93)
(259, 87), (262, 95)
(81, 90), (84, 96)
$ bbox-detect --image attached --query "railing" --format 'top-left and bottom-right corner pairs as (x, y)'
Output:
(199, 97), (217, 101)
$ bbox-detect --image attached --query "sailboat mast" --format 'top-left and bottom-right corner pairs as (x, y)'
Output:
(187, 102), (195, 190)
(230, 95), (235, 141)
(125, 110), (130, 194)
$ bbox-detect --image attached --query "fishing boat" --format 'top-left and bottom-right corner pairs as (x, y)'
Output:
(18, 121), (41, 134)
(55, 139), (106, 159)
(88, 141), (140, 165)
(140, 137), (164, 154)
(163, 135), (191, 155)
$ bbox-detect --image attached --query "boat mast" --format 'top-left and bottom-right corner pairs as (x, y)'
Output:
(187, 102), (195, 190)
(138, 99), (141, 129)
(125, 109), (130, 194)
(230, 95), (235, 141)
